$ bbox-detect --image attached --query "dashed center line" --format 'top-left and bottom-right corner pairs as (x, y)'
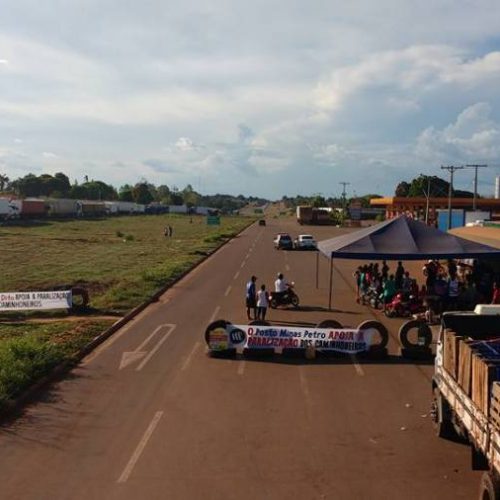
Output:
(234, 270), (240, 280)
(182, 342), (201, 371)
(350, 354), (365, 376)
(237, 361), (246, 375)
(240, 261), (246, 269)
(117, 411), (163, 483)
(285, 264), (290, 271)
(209, 306), (221, 323)
(224, 285), (232, 297)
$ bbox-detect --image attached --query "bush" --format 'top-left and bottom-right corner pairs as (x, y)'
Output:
(0, 337), (64, 407)
(116, 230), (124, 238)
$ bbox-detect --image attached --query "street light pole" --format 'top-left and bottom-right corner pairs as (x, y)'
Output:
(441, 165), (464, 230)
(465, 164), (488, 211)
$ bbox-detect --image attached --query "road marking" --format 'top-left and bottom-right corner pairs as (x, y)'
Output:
(182, 342), (201, 371)
(209, 306), (221, 323)
(237, 361), (246, 375)
(233, 270), (240, 280)
(350, 354), (364, 376)
(285, 264), (290, 271)
(299, 367), (311, 401)
(117, 411), (163, 483)
(240, 260), (246, 269)
(136, 325), (176, 371)
(224, 285), (232, 297)
(119, 324), (171, 370)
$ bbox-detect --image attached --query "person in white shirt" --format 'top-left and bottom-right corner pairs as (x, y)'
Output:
(257, 284), (270, 320)
(274, 273), (287, 293)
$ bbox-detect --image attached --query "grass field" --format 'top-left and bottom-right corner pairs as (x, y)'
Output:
(0, 213), (252, 409)
(1, 214), (252, 313)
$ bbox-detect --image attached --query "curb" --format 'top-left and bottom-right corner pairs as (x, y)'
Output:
(1, 218), (257, 420)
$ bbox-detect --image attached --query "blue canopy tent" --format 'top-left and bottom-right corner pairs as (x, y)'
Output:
(317, 216), (500, 309)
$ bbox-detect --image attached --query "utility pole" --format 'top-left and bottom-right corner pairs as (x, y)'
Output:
(339, 182), (350, 212)
(441, 165), (464, 230)
(465, 164), (488, 210)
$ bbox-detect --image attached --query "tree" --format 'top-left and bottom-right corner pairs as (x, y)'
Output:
(156, 185), (170, 202)
(182, 184), (200, 208)
(395, 181), (410, 197)
(0, 174), (9, 192)
(132, 182), (154, 204)
(311, 195), (327, 208)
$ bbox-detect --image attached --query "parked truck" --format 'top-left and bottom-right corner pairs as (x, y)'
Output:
(296, 205), (331, 225)
(432, 306), (500, 498)
(46, 198), (79, 217)
(0, 198), (18, 220)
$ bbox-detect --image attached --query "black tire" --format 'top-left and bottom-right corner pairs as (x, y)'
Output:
(249, 320), (270, 326)
(358, 320), (389, 351)
(384, 308), (394, 318)
(432, 387), (456, 439)
(479, 472), (500, 500)
(399, 320), (433, 349)
(316, 319), (343, 329)
(204, 319), (231, 350)
(291, 295), (300, 308)
(270, 298), (278, 309)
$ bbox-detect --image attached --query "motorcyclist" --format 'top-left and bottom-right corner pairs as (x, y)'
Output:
(274, 273), (288, 302)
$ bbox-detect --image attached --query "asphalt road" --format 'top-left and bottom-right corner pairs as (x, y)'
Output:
(0, 218), (481, 499)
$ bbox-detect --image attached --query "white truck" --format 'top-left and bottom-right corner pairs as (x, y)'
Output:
(432, 306), (500, 498)
(0, 198), (19, 220)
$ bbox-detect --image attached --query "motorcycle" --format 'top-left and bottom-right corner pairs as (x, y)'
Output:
(269, 283), (300, 309)
(384, 292), (425, 318)
(361, 285), (381, 309)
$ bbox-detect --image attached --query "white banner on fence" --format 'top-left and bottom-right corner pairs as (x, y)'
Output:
(207, 324), (373, 353)
(0, 291), (72, 311)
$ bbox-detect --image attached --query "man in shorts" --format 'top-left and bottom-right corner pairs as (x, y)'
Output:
(246, 275), (257, 320)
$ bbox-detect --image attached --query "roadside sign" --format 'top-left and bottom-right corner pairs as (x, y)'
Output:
(349, 200), (362, 220)
(0, 290), (72, 311)
(207, 215), (220, 225)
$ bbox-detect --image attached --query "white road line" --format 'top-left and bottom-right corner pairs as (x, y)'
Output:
(136, 325), (176, 371)
(209, 306), (221, 323)
(224, 285), (232, 297)
(233, 270), (240, 280)
(136, 324), (165, 352)
(240, 261), (246, 269)
(299, 367), (311, 401)
(285, 264), (290, 271)
(237, 361), (246, 375)
(350, 354), (365, 376)
(182, 342), (201, 371)
(117, 411), (163, 483)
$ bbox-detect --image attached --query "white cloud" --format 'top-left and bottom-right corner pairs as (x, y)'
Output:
(42, 151), (58, 159)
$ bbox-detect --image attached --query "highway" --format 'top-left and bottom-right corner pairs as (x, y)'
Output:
(0, 218), (480, 499)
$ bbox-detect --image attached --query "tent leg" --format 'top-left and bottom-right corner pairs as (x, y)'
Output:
(315, 251), (319, 289)
(328, 258), (333, 310)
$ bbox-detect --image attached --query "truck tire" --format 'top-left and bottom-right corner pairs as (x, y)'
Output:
(358, 320), (389, 351)
(399, 320), (432, 349)
(432, 387), (456, 439)
(316, 320), (342, 329)
(204, 319), (236, 357)
(479, 472), (500, 500)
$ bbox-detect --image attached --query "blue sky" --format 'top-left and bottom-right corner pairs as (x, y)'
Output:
(0, 0), (500, 199)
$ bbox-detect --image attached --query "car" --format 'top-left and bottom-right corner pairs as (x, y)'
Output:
(274, 232), (293, 250)
(294, 234), (317, 250)
(258, 219), (266, 226)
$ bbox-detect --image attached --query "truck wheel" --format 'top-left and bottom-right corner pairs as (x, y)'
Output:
(479, 472), (500, 500)
(431, 387), (456, 439)
(399, 320), (432, 349)
(358, 320), (389, 352)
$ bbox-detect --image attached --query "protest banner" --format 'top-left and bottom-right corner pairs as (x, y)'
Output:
(206, 323), (373, 354)
(0, 291), (72, 311)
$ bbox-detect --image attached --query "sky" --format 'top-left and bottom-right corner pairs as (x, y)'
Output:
(1, 1), (500, 199)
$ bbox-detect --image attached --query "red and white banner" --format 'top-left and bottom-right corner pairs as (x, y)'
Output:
(0, 291), (72, 311)
(207, 324), (372, 354)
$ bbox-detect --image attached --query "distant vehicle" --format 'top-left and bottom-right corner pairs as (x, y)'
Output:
(274, 233), (293, 250)
(296, 205), (331, 225)
(258, 219), (266, 226)
(294, 234), (317, 250)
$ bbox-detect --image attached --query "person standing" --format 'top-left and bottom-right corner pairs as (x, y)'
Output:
(246, 275), (257, 320)
(257, 284), (269, 320)
(395, 261), (405, 290)
(381, 260), (389, 280)
(382, 274), (397, 312)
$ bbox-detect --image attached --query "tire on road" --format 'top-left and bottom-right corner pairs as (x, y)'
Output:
(479, 472), (500, 500)
(316, 319), (343, 329)
(357, 320), (389, 352)
(432, 387), (456, 439)
(204, 319), (236, 357)
(399, 320), (432, 349)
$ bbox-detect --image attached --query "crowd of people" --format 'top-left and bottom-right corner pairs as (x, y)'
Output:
(354, 258), (500, 318)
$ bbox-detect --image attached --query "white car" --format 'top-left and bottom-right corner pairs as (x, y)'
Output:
(294, 234), (317, 250)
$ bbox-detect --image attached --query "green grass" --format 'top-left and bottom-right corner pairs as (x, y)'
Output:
(0, 320), (114, 407)
(0, 214), (252, 313)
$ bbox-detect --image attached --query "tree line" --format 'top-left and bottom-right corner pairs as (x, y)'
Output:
(0, 172), (268, 211)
